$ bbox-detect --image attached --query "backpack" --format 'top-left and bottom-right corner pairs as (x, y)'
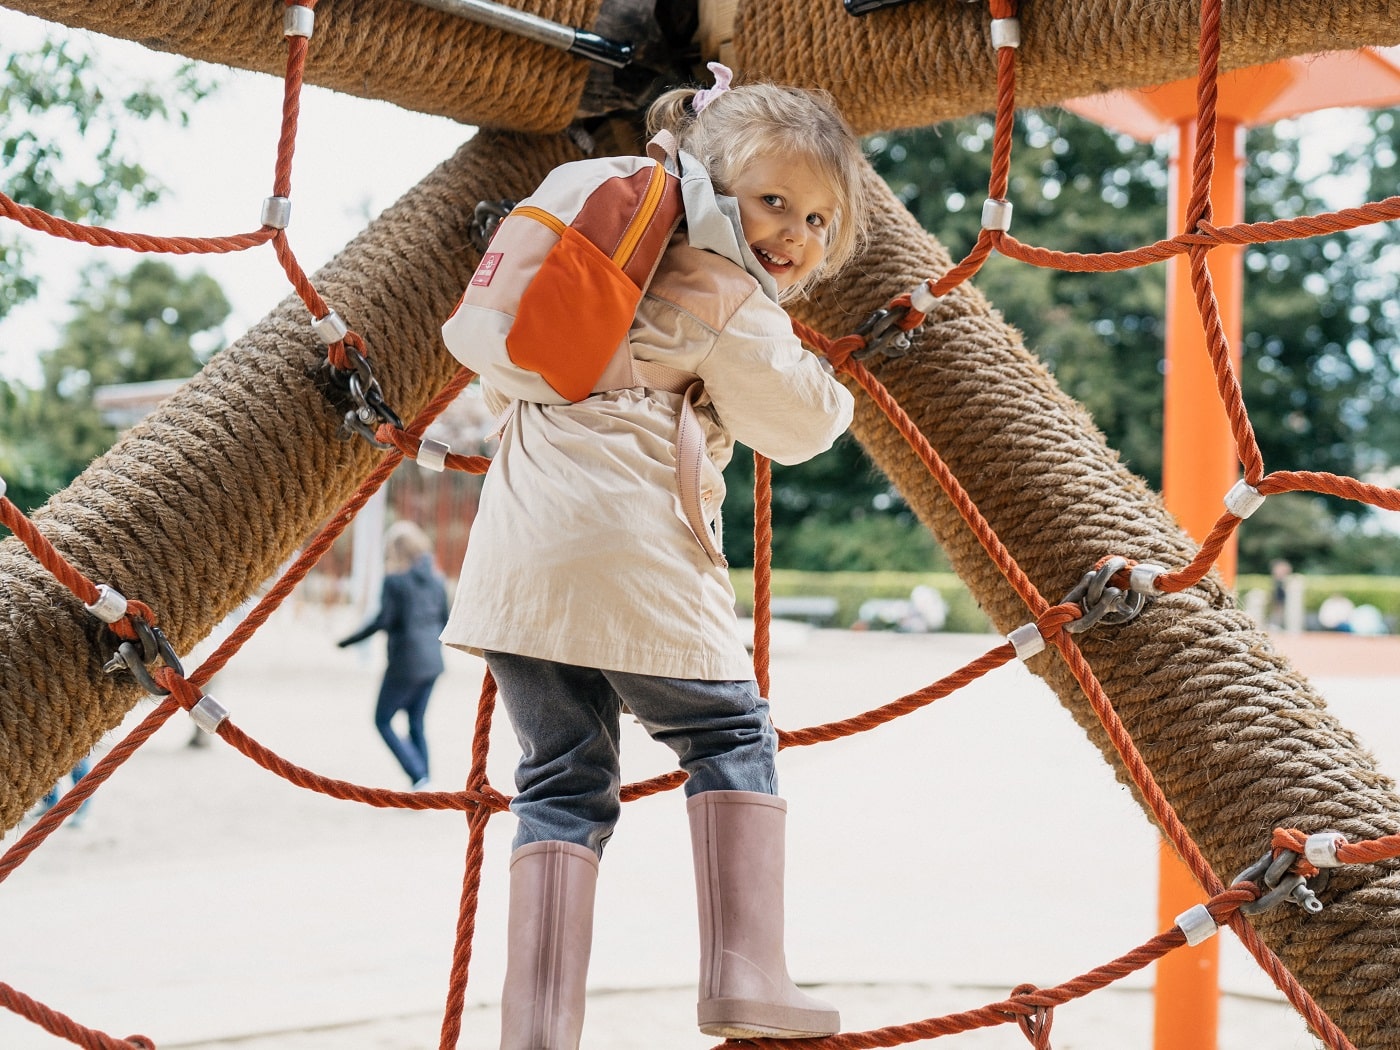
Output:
(441, 134), (686, 404)
(440, 134), (728, 569)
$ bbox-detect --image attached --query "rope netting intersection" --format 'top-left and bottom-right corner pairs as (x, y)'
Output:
(3, 0), (1400, 1047)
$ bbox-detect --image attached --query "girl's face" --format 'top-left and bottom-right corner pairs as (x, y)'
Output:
(728, 153), (838, 294)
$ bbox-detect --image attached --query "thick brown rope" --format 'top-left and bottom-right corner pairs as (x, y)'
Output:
(732, 0), (1400, 137)
(0, 127), (583, 829)
(2, 2), (1400, 1050)
(3, 0), (601, 133)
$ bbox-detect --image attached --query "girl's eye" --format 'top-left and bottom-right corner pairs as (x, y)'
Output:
(762, 194), (782, 208)
(807, 213), (827, 229)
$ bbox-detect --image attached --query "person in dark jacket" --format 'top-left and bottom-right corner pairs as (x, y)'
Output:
(338, 521), (451, 789)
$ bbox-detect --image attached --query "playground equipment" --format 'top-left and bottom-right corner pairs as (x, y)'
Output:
(4, 0), (1400, 1047)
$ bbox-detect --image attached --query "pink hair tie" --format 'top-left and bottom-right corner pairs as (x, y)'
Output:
(691, 62), (733, 113)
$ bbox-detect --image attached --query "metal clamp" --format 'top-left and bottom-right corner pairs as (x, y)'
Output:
(1233, 849), (1328, 916)
(337, 343), (405, 449)
(190, 694), (230, 734)
(102, 618), (185, 697)
(84, 584), (129, 624)
(470, 199), (515, 252)
(1061, 556), (1148, 635)
(854, 304), (916, 360)
(284, 4), (315, 37)
(417, 437), (450, 472)
(1176, 903), (1219, 946)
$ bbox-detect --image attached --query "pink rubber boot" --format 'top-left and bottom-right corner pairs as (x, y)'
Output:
(688, 790), (840, 1039)
(499, 841), (598, 1049)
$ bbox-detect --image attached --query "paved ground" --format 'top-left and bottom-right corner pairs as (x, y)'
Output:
(2, 604), (1397, 1050)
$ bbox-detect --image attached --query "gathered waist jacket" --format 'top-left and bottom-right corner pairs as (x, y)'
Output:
(441, 151), (854, 681)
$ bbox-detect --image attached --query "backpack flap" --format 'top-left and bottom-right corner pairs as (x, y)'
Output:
(509, 224), (643, 401)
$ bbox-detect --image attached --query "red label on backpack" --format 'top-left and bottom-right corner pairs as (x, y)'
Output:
(471, 252), (504, 287)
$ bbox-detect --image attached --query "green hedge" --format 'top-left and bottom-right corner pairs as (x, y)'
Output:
(733, 570), (1400, 633)
(1237, 573), (1400, 625)
(731, 569), (991, 633)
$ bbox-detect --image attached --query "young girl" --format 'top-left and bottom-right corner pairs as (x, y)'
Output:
(441, 64), (867, 1048)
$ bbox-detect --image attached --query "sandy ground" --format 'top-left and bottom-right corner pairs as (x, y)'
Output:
(3, 604), (1398, 1050)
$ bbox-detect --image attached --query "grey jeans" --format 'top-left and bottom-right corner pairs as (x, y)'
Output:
(485, 652), (778, 856)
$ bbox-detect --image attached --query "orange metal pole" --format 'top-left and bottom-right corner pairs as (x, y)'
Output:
(1154, 116), (1245, 1049)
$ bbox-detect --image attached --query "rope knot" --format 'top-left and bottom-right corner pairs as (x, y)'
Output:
(1272, 827), (1317, 876)
(1035, 602), (1081, 641)
(1006, 983), (1054, 1050)
(824, 334), (866, 373)
(108, 600), (159, 644)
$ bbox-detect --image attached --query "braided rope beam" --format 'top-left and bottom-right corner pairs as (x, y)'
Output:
(2, 0), (1399, 1043)
(733, 0), (1400, 135)
(0, 0), (602, 134)
(0, 129), (582, 828)
(9, 0), (1398, 136)
(796, 169), (1400, 1047)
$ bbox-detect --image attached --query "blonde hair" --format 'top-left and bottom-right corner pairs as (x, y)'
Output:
(646, 77), (868, 300)
(384, 520), (434, 573)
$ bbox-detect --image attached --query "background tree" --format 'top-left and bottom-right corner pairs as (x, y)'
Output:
(736, 108), (1400, 574)
(722, 438), (950, 571)
(1, 34), (215, 323)
(0, 31), (218, 510)
(2, 260), (230, 509)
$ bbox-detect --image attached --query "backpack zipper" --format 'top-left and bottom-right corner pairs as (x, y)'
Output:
(511, 160), (667, 270)
(512, 205), (567, 236)
(612, 160), (667, 270)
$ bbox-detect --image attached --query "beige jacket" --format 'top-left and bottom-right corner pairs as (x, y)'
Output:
(441, 153), (854, 680)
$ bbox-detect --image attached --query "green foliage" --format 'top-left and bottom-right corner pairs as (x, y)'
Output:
(722, 435), (948, 572)
(1234, 493), (1340, 574)
(1239, 121), (1400, 497)
(0, 33), (217, 322)
(870, 113), (1171, 484)
(865, 109), (1400, 577)
(0, 260), (230, 510)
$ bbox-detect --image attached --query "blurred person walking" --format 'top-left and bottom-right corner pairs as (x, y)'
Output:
(338, 521), (451, 789)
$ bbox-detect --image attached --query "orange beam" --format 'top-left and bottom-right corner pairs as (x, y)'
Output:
(1154, 116), (1245, 1050)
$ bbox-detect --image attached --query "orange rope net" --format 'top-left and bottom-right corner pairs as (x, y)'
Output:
(2, 0), (1400, 1047)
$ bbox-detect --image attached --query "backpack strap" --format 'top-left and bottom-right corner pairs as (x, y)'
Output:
(632, 360), (727, 569)
(646, 130), (681, 175)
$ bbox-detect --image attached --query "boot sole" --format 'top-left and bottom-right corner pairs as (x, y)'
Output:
(698, 999), (839, 1039)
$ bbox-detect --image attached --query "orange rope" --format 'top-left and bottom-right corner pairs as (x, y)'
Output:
(4, 0), (1399, 1045)
(716, 887), (1256, 1050)
(753, 453), (775, 697)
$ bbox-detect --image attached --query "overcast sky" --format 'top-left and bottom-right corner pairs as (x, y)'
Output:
(0, 7), (470, 385)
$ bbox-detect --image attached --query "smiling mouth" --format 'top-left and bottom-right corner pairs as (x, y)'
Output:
(753, 245), (792, 274)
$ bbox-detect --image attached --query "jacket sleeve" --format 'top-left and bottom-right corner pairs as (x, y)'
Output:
(336, 576), (400, 646)
(338, 607), (385, 647)
(696, 288), (854, 466)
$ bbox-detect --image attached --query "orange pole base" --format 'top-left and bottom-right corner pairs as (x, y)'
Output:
(1154, 842), (1221, 1046)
